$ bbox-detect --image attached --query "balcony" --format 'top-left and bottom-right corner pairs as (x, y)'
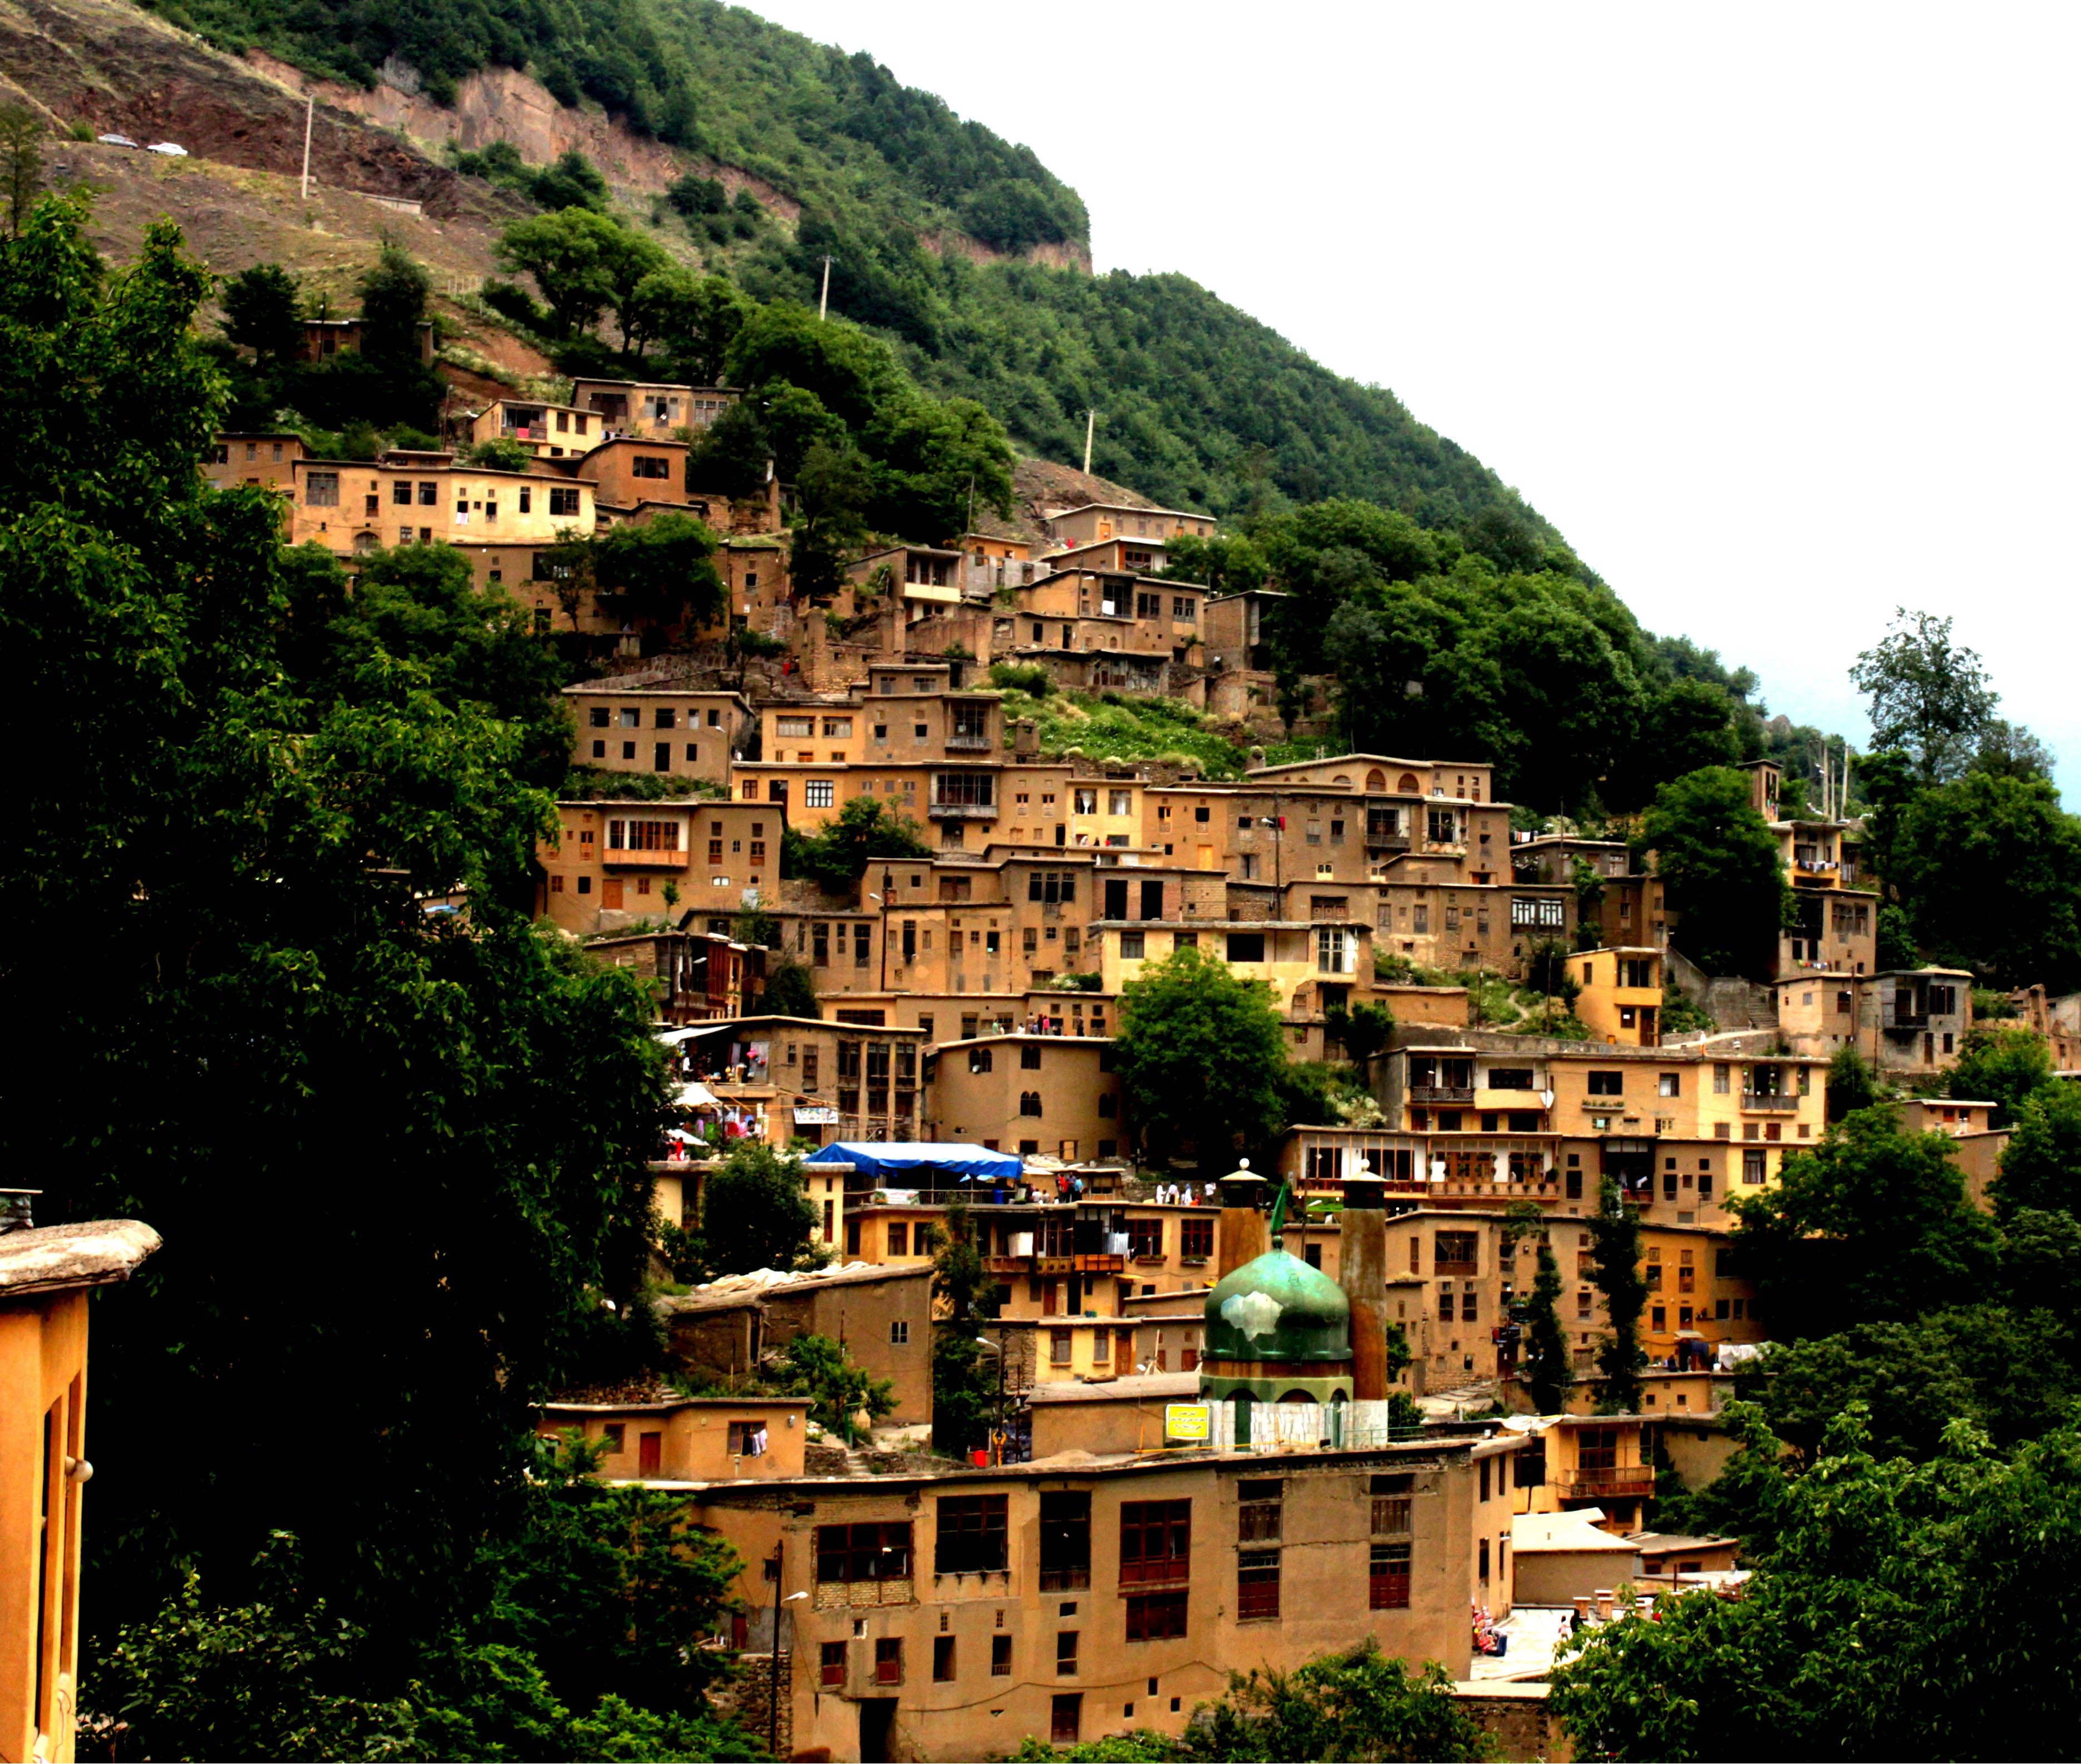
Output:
(928, 800), (996, 820)
(1553, 1464), (1655, 1502)
(1887, 1009), (1930, 1031)
(1075, 1252), (1125, 1274)
(982, 1255), (1034, 1276)
(946, 732), (994, 751)
(1410, 1084), (1475, 1105)
(1740, 1092), (1800, 1112)
(1579, 1095), (1628, 1111)
(502, 424), (547, 440)
(602, 847), (689, 868)
(1366, 833), (1412, 853)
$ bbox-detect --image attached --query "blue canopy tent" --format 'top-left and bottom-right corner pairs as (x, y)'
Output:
(805, 1142), (1022, 1197)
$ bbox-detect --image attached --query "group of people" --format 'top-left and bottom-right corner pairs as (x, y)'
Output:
(1148, 1182), (1202, 1205)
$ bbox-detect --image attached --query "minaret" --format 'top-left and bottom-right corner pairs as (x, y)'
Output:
(1338, 1159), (1390, 1399)
(1214, 1159), (1268, 1280)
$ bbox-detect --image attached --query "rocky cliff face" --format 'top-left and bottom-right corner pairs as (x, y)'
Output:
(0, 0), (519, 221)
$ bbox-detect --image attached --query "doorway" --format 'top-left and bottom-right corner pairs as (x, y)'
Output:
(602, 877), (625, 910)
(858, 1698), (897, 1763)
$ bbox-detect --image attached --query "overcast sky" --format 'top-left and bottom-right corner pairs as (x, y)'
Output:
(749, 0), (2079, 792)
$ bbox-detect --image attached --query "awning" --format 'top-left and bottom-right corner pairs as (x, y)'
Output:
(804, 1142), (1021, 1183)
(656, 1023), (736, 1046)
(677, 1081), (721, 1108)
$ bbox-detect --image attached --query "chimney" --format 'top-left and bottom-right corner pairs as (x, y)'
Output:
(1214, 1160), (1268, 1280)
(1339, 1161), (1390, 1399)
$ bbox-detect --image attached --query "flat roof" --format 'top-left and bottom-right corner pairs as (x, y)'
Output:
(1048, 501), (1211, 522)
(0, 1219), (160, 1298)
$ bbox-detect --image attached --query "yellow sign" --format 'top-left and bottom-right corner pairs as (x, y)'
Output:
(1164, 1403), (1211, 1441)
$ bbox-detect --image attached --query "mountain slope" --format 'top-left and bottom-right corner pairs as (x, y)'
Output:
(72, 0), (1561, 540)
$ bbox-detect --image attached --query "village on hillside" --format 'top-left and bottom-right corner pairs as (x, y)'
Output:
(12, 70), (2081, 1756)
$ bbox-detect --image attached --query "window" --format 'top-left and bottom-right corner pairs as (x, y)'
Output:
(1371, 1473), (1413, 1535)
(1022, 1044), (1044, 1070)
(549, 487), (581, 516)
(805, 780), (834, 809)
(820, 1641), (847, 1687)
(1051, 1329), (1074, 1364)
(1020, 1091), (1043, 1117)
(1057, 1631), (1079, 1675)
(727, 1419), (768, 1455)
(304, 471), (340, 507)
(1120, 932), (1145, 960)
(1488, 1067), (1534, 1090)
(931, 1635), (957, 1682)
(968, 1046), (993, 1074)
(890, 1320), (910, 1344)
(1236, 1551), (1281, 1619)
(1040, 1491), (1091, 1591)
(1237, 1478), (1282, 1541)
(1119, 1500), (1191, 1586)
(1744, 1149), (1767, 1185)
(1181, 1218), (1214, 1261)
(816, 1522), (913, 1583)
(1587, 1071), (1624, 1096)
(1125, 1591), (1188, 1640)
(1128, 1218), (1163, 1259)
(1714, 1063), (1731, 1094)
(936, 1495), (1009, 1574)
(1226, 932), (1265, 962)
(875, 1638), (903, 1686)
(631, 454), (671, 479)
(1511, 896), (1567, 927)
(1369, 1544), (1411, 1609)
(992, 1634), (1013, 1675)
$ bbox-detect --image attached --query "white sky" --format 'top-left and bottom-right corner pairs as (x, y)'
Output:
(747, 0), (2080, 792)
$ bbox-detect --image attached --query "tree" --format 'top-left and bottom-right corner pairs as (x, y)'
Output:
(1824, 1046), (1885, 1121)
(0, 103), (41, 238)
(693, 1140), (818, 1277)
(464, 436), (533, 473)
(789, 436), (874, 600)
(776, 1331), (894, 1443)
(1888, 772), (2081, 989)
(220, 261), (304, 365)
(1325, 1000), (1392, 1064)
(931, 1202), (998, 1458)
(1993, 1079), (2081, 1216)
(1585, 1176), (1646, 1412)
(761, 957), (818, 1019)
(1849, 607), (1998, 784)
(783, 794), (930, 892)
(1635, 766), (1788, 977)
(1551, 1407), (2081, 1762)
(353, 243), (442, 421)
(1521, 1237), (1571, 1415)
(496, 208), (629, 339)
(591, 512), (726, 634)
(525, 148), (610, 213)
(1114, 944), (1290, 1166)
(1946, 1025), (2055, 1127)
(3, 198), (674, 1670)
(1728, 1105), (2001, 1340)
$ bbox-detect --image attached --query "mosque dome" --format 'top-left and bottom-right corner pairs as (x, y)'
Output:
(1203, 1244), (1351, 1363)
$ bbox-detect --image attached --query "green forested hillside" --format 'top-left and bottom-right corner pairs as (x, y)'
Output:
(142, 0), (1561, 536)
(140, 0), (1088, 252)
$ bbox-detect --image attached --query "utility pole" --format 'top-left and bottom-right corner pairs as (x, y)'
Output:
(1083, 408), (1095, 476)
(819, 255), (833, 322)
(299, 94), (313, 205)
(768, 1542), (784, 1757)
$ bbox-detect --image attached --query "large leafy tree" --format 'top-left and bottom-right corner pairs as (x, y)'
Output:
(1635, 766), (1788, 976)
(2, 195), (667, 1673)
(1728, 1106), (2001, 1341)
(1995, 1079), (2081, 1215)
(1520, 1236), (1572, 1416)
(1114, 944), (1289, 1165)
(689, 1139), (819, 1277)
(1887, 770), (2081, 989)
(1551, 1406), (2081, 1761)
(1849, 607), (1998, 784)
(931, 1202), (1000, 1457)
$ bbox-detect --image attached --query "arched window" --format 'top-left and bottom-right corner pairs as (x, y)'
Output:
(1020, 1091), (1042, 1117)
(1366, 769), (1386, 792)
(1397, 773), (1420, 794)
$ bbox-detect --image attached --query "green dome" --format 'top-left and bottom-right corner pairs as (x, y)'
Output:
(1204, 1245), (1351, 1363)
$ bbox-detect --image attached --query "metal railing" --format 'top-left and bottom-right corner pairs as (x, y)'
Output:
(1740, 1092), (1800, 1112)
